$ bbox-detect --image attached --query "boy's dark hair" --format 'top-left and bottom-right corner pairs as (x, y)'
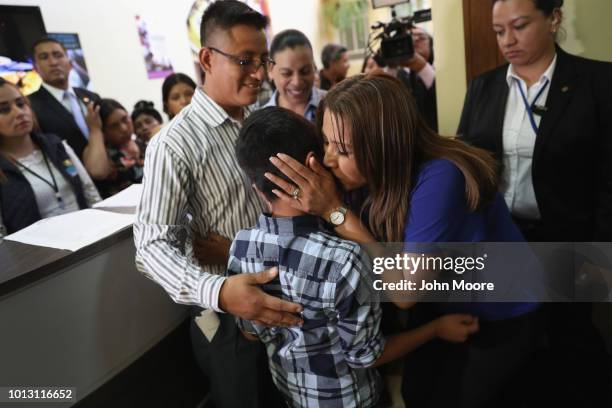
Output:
(200, 0), (269, 47)
(31, 37), (67, 61)
(321, 44), (347, 69)
(270, 29), (313, 59)
(236, 107), (323, 201)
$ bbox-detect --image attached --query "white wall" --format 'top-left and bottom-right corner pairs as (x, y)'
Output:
(9, 0), (198, 117)
(7, 0), (323, 117)
(267, 0), (321, 66)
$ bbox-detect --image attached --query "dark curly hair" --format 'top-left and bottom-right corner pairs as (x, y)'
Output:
(131, 100), (162, 124)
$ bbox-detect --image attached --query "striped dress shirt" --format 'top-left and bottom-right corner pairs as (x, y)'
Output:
(134, 88), (263, 311)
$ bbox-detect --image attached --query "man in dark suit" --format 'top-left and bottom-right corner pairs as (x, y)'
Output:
(28, 38), (101, 159)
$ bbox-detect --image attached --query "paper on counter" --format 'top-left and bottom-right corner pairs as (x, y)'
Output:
(3, 209), (134, 252)
(93, 184), (143, 213)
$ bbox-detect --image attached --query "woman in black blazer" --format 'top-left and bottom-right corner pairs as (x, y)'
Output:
(458, 0), (612, 243)
(458, 0), (612, 405)
(0, 78), (101, 236)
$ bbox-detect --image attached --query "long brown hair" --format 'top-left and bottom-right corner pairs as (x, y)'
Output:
(0, 78), (40, 183)
(316, 72), (499, 242)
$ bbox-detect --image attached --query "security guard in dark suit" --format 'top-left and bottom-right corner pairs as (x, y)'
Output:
(458, 1), (612, 406)
(28, 37), (101, 159)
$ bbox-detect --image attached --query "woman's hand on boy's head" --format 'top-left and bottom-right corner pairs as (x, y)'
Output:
(266, 153), (342, 217)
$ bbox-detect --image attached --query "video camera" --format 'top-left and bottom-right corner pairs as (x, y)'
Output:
(367, 3), (432, 67)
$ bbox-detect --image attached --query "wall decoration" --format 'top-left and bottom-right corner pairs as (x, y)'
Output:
(135, 15), (174, 79)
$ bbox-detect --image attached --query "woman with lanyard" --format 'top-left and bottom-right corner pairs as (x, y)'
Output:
(0, 77), (100, 237)
(263, 29), (325, 122)
(458, 0), (612, 404)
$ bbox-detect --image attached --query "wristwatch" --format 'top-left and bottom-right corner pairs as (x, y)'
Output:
(329, 206), (348, 227)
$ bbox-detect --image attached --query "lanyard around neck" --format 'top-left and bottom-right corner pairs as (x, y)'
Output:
(12, 149), (65, 208)
(514, 77), (550, 134)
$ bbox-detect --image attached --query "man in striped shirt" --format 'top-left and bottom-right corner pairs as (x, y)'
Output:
(134, 1), (301, 407)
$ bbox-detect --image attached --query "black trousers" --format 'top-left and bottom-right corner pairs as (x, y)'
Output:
(189, 308), (284, 408)
(530, 302), (612, 407)
(401, 306), (541, 408)
(513, 219), (612, 406)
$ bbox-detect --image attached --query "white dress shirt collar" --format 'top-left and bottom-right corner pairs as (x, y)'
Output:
(41, 82), (74, 104)
(506, 53), (558, 88)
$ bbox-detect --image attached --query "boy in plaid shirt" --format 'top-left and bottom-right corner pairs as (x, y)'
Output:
(229, 107), (478, 407)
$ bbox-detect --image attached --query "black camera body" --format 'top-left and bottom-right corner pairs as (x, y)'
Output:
(376, 18), (415, 65)
(368, 8), (432, 66)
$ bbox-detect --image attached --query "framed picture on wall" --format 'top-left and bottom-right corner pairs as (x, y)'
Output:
(135, 15), (174, 80)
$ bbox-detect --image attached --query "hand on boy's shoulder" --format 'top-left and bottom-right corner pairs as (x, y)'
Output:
(219, 267), (304, 328)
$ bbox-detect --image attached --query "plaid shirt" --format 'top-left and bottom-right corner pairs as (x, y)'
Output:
(228, 214), (384, 408)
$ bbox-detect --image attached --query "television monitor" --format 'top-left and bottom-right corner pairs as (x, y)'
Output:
(0, 5), (47, 62)
(0, 6), (47, 94)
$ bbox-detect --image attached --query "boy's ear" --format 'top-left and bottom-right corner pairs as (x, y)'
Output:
(252, 184), (273, 212)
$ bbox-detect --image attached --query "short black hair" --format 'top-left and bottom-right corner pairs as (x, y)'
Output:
(200, 0), (269, 47)
(161, 73), (197, 116)
(31, 37), (67, 61)
(270, 29), (313, 59)
(492, 0), (563, 15)
(321, 44), (348, 69)
(99, 98), (127, 129)
(131, 100), (163, 124)
(236, 107), (323, 201)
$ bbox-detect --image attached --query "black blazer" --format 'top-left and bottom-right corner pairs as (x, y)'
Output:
(28, 86), (101, 159)
(458, 47), (612, 241)
(0, 132), (88, 234)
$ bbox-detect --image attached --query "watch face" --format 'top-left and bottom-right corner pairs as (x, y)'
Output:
(330, 211), (345, 225)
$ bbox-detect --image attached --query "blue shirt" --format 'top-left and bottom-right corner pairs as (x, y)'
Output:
(228, 214), (384, 408)
(404, 159), (537, 320)
(263, 86), (326, 122)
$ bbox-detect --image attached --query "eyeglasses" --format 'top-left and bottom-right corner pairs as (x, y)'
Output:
(207, 46), (275, 73)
